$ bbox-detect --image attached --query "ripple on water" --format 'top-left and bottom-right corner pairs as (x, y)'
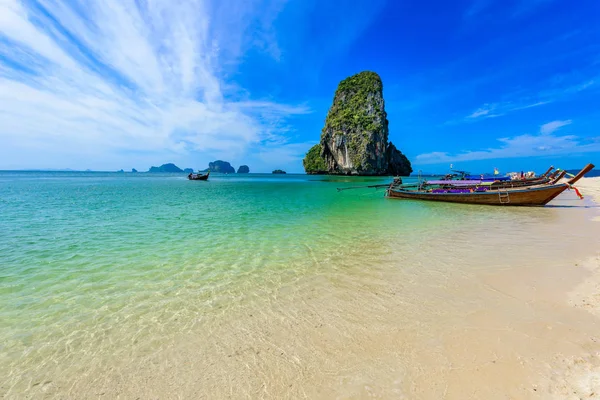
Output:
(1, 172), (599, 397)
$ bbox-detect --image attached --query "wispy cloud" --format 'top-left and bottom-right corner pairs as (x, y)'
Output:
(415, 120), (600, 165)
(464, 100), (549, 121)
(0, 0), (309, 170)
(512, 0), (556, 18)
(463, 79), (595, 122)
(540, 119), (571, 134)
(467, 104), (498, 119)
(464, 0), (493, 19)
(465, 0), (556, 20)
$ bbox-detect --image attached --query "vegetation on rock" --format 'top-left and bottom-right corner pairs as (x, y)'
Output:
(311, 70), (412, 176)
(320, 71), (388, 174)
(303, 144), (327, 174)
(237, 165), (250, 173)
(272, 169), (286, 174)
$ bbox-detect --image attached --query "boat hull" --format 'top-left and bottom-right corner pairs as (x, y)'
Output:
(386, 183), (568, 206)
(188, 173), (209, 180)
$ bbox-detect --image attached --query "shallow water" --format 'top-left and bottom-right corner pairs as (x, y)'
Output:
(1, 171), (599, 398)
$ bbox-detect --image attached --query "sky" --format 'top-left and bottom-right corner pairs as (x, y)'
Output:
(0, 0), (598, 173)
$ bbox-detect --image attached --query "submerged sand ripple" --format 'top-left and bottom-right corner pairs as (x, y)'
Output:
(3, 178), (600, 399)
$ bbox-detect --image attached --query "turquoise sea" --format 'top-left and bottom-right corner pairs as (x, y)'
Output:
(1, 171), (599, 398)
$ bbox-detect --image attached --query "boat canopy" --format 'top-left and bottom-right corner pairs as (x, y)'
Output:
(425, 180), (495, 186)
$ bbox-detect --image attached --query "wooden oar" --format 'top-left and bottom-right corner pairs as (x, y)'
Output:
(336, 183), (420, 192)
(566, 163), (595, 185)
(336, 184), (391, 192)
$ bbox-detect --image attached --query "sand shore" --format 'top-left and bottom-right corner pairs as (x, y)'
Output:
(4, 177), (600, 399)
(577, 177), (600, 220)
(556, 177), (600, 399)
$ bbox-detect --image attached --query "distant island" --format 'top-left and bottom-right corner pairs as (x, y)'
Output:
(272, 169), (286, 174)
(202, 160), (235, 174)
(302, 71), (412, 176)
(148, 163), (193, 173)
(200, 161), (251, 174)
(131, 168), (138, 173)
(145, 161), (251, 174)
(148, 163), (182, 173)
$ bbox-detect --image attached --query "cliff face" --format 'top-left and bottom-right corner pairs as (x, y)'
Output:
(320, 71), (390, 175)
(302, 71), (412, 176)
(386, 142), (413, 176)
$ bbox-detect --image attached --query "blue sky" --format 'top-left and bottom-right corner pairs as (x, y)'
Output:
(0, 0), (598, 173)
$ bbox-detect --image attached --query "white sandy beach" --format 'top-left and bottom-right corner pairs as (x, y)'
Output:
(3, 177), (600, 399)
(578, 177), (600, 221)
(557, 177), (600, 399)
(52, 183), (600, 399)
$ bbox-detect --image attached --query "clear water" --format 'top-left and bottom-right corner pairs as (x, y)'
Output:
(1, 171), (598, 397)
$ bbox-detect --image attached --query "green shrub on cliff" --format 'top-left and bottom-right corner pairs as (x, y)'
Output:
(325, 71), (385, 135)
(303, 144), (327, 174)
(320, 71), (389, 174)
(311, 70), (412, 175)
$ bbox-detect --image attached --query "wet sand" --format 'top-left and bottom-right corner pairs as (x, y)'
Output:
(45, 251), (600, 399)
(578, 177), (600, 221)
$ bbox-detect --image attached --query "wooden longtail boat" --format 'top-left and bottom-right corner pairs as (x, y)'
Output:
(433, 166), (557, 189)
(386, 164), (594, 206)
(188, 171), (210, 181)
(425, 169), (565, 190)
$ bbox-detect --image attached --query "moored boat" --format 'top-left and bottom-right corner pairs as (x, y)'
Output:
(386, 164), (594, 206)
(442, 165), (554, 184)
(423, 169), (565, 190)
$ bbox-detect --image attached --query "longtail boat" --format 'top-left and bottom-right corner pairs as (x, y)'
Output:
(441, 165), (555, 186)
(188, 171), (209, 181)
(386, 164), (594, 206)
(424, 168), (565, 190)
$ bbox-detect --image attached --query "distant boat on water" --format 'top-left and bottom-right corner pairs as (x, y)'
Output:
(188, 171), (209, 181)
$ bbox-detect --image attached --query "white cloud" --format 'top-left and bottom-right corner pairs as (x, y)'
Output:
(465, 100), (548, 121)
(464, 0), (494, 18)
(540, 119), (571, 135)
(462, 78), (595, 123)
(0, 0), (307, 170)
(467, 104), (496, 118)
(512, 0), (556, 17)
(415, 123), (600, 165)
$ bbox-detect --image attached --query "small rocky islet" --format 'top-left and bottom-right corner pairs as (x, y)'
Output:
(147, 161), (250, 174)
(148, 163), (186, 173)
(303, 71), (412, 176)
(205, 160), (235, 174)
